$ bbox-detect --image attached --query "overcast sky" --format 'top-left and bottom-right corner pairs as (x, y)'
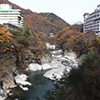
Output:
(9, 0), (100, 25)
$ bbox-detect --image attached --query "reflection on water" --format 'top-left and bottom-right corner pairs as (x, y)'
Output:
(6, 70), (55, 100)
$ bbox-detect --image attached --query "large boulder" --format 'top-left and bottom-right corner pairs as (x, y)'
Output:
(0, 86), (7, 100)
(3, 73), (16, 90)
(46, 43), (55, 50)
(64, 51), (78, 68)
(41, 54), (52, 64)
(28, 63), (42, 71)
(15, 74), (31, 86)
(44, 66), (71, 80)
(41, 63), (52, 70)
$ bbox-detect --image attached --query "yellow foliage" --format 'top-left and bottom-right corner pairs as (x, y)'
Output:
(62, 26), (70, 30)
(3, 49), (6, 52)
(10, 45), (14, 49)
(0, 27), (13, 44)
(71, 36), (75, 39)
(32, 56), (36, 59)
(38, 41), (42, 45)
(3, 47), (10, 51)
(0, 26), (14, 52)
(97, 37), (100, 44)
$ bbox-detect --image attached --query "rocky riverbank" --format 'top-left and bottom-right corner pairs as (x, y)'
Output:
(27, 49), (79, 80)
(0, 44), (81, 100)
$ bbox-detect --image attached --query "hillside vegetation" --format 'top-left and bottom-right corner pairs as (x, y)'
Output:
(0, 0), (70, 34)
(45, 25), (100, 100)
(38, 13), (70, 29)
(1, 0), (100, 100)
(0, 25), (49, 82)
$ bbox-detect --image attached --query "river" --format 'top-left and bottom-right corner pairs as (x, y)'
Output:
(6, 70), (54, 100)
(6, 50), (74, 100)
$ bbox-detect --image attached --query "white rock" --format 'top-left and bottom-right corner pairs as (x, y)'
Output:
(66, 66), (72, 72)
(46, 43), (55, 49)
(28, 63), (42, 71)
(50, 57), (64, 68)
(51, 50), (63, 54)
(6, 89), (11, 94)
(0, 88), (7, 100)
(26, 50), (77, 81)
(15, 98), (19, 100)
(64, 51), (79, 67)
(0, 97), (4, 100)
(41, 63), (52, 70)
(44, 66), (69, 80)
(41, 54), (52, 64)
(43, 54), (72, 80)
(64, 52), (77, 62)
(20, 85), (29, 91)
(26, 68), (29, 71)
(9, 93), (14, 96)
(15, 74), (31, 86)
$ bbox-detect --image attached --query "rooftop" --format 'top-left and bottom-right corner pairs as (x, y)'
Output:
(0, 9), (24, 15)
(0, 9), (21, 12)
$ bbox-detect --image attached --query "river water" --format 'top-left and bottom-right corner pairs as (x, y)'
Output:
(6, 50), (73, 100)
(6, 70), (55, 100)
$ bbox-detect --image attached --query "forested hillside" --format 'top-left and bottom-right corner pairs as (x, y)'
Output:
(0, 24), (49, 82)
(1, 0), (100, 100)
(45, 26), (100, 100)
(0, 0), (70, 34)
(38, 13), (70, 29)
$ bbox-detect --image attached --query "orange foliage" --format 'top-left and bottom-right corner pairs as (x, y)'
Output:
(0, 25), (14, 52)
(38, 41), (42, 46)
(56, 26), (87, 55)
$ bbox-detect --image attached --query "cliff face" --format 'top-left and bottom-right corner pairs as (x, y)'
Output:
(0, 0), (70, 34)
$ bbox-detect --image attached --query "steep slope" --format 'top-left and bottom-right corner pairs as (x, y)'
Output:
(38, 13), (70, 29)
(0, 0), (70, 34)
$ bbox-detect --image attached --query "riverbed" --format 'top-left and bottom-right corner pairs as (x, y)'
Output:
(6, 70), (54, 100)
(6, 49), (77, 100)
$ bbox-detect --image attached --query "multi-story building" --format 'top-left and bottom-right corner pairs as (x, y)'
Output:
(83, 4), (100, 35)
(0, 4), (23, 29)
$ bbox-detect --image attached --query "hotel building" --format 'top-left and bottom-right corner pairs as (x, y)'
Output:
(0, 4), (23, 29)
(83, 4), (100, 35)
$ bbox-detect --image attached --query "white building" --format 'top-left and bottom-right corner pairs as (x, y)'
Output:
(83, 4), (100, 35)
(0, 4), (23, 29)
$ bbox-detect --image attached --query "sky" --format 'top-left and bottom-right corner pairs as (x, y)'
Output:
(9, 0), (100, 25)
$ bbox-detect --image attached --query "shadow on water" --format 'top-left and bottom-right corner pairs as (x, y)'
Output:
(6, 70), (55, 100)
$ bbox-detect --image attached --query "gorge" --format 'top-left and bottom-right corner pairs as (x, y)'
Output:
(0, 0), (100, 100)
(5, 45), (78, 100)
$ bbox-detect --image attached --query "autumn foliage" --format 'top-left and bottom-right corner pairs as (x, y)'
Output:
(0, 1), (100, 99)
(0, 25), (14, 52)
(65, 50), (100, 100)
(0, 25), (48, 81)
(45, 25), (100, 100)
(56, 26), (87, 56)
